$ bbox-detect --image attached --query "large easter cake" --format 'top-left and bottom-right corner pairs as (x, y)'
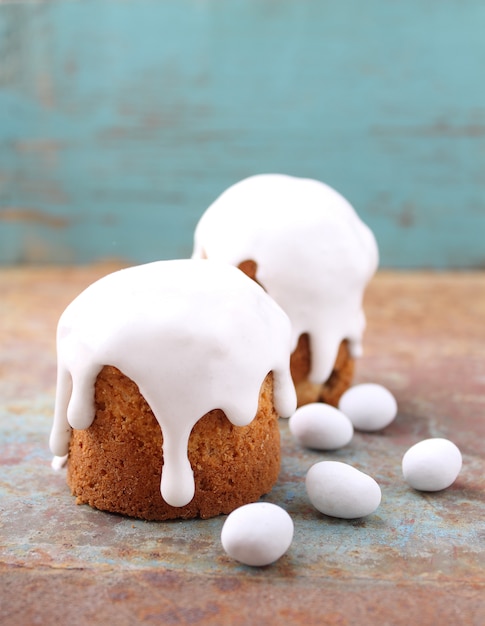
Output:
(49, 259), (296, 520)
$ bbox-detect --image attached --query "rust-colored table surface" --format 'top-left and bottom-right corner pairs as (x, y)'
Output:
(1, 266), (484, 625)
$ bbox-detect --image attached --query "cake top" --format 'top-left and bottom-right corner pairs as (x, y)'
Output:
(192, 174), (379, 383)
(49, 259), (297, 508)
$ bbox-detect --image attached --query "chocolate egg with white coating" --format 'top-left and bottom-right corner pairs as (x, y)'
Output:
(289, 403), (353, 450)
(339, 383), (397, 431)
(221, 502), (294, 567)
(306, 461), (381, 519)
(402, 438), (462, 491)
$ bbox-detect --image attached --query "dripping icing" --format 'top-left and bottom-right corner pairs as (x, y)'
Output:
(50, 259), (296, 508)
(192, 174), (379, 383)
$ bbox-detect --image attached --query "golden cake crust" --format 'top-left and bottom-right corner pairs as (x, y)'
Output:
(290, 334), (354, 407)
(67, 366), (280, 520)
(237, 260), (355, 407)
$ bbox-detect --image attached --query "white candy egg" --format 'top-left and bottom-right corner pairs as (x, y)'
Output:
(288, 403), (354, 450)
(221, 502), (294, 567)
(402, 438), (462, 491)
(305, 461), (382, 519)
(339, 383), (398, 431)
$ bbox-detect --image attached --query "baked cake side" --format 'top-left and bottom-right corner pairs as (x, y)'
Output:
(67, 367), (280, 520)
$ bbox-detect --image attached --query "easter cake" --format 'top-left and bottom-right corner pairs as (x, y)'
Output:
(49, 259), (296, 520)
(192, 173), (379, 407)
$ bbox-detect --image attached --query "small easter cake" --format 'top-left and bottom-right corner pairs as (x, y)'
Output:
(49, 259), (296, 520)
(192, 173), (378, 407)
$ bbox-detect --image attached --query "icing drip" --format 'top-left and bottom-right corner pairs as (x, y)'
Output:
(50, 259), (296, 508)
(192, 174), (378, 383)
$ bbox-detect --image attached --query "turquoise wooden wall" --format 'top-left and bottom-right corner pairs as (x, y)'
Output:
(1, 0), (484, 268)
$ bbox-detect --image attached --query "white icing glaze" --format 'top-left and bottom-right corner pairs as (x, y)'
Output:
(192, 174), (378, 383)
(51, 454), (68, 471)
(49, 259), (296, 508)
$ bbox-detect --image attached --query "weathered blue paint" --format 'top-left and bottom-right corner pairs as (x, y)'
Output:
(1, 1), (484, 267)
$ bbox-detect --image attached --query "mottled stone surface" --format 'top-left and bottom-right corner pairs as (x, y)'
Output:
(1, 266), (484, 625)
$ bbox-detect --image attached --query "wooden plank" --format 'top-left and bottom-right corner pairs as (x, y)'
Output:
(1, 1), (485, 267)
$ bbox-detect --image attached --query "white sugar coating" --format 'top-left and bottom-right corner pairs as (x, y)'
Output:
(221, 502), (294, 567)
(402, 438), (462, 491)
(306, 461), (382, 519)
(49, 259), (297, 508)
(193, 173), (378, 384)
(289, 403), (354, 450)
(51, 455), (68, 471)
(338, 383), (398, 431)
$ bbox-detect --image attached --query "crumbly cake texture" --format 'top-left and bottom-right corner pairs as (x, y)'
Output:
(290, 335), (354, 407)
(67, 367), (280, 521)
(238, 260), (354, 407)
